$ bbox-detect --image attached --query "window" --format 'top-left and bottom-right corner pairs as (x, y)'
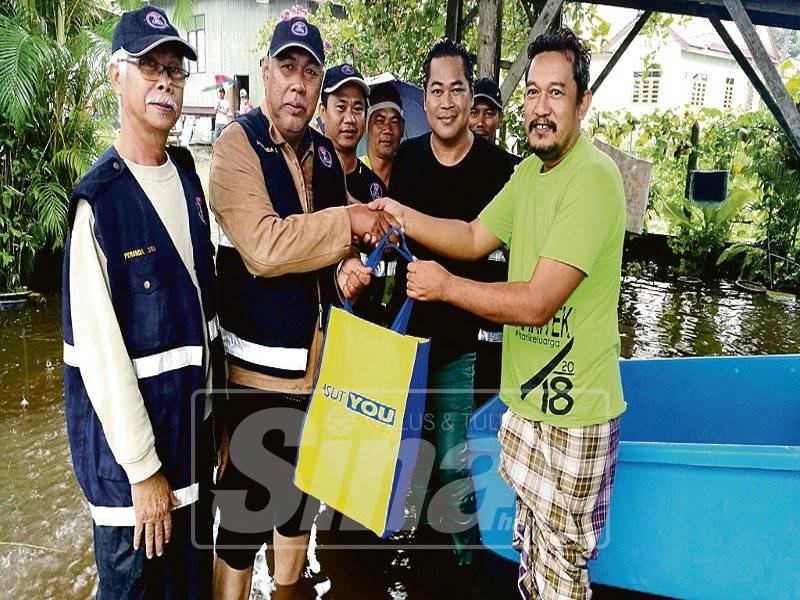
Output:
(186, 14), (205, 74)
(723, 77), (735, 110)
(632, 70), (661, 104)
(690, 73), (707, 106)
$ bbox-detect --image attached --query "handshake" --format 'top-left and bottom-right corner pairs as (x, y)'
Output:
(345, 197), (406, 246)
(339, 198), (407, 301)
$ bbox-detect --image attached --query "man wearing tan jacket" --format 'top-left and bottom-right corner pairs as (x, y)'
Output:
(209, 17), (388, 600)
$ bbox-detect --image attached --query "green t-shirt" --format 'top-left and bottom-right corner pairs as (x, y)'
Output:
(479, 135), (626, 427)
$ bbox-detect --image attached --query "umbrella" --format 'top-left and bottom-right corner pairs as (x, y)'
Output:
(200, 73), (235, 92)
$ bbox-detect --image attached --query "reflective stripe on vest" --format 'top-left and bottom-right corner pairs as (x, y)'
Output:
(88, 482), (199, 526)
(207, 315), (220, 342)
(359, 252), (397, 278)
(220, 327), (308, 371)
(64, 342), (213, 379)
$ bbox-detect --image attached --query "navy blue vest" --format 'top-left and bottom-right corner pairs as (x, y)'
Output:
(215, 108), (347, 378)
(62, 147), (224, 515)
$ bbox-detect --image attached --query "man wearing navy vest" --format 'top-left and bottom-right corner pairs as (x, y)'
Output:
(209, 17), (387, 600)
(62, 6), (222, 598)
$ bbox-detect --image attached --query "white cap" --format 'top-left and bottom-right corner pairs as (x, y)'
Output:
(240, 88), (248, 97)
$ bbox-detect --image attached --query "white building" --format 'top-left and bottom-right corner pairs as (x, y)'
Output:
(153, 0), (301, 116)
(589, 9), (780, 116)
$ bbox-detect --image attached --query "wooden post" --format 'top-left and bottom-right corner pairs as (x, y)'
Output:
(590, 11), (653, 94)
(499, 0), (564, 104)
(721, 0), (800, 157)
(478, 0), (503, 79)
(446, 0), (464, 42)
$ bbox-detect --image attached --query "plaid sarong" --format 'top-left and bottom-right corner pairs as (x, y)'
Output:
(498, 410), (620, 600)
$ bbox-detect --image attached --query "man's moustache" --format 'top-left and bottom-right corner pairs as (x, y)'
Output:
(528, 120), (556, 132)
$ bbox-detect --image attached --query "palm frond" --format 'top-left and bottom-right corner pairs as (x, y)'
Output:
(27, 177), (68, 246)
(170, 0), (196, 32)
(0, 14), (52, 129)
(52, 147), (92, 180)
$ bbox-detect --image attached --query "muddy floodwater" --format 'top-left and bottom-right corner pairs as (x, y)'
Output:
(1, 271), (799, 599)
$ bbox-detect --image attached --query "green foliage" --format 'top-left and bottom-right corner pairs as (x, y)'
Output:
(590, 107), (800, 287)
(259, 2), (446, 84)
(0, 0), (116, 290)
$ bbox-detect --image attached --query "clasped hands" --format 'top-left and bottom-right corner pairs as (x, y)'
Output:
(339, 199), (452, 303)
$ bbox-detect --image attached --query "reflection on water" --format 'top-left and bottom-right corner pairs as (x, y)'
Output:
(0, 297), (96, 599)
(618, 275), (800, 359)
(1, 275), (798, 599)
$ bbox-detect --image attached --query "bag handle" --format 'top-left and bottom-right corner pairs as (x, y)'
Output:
(343, 227), (414, 334)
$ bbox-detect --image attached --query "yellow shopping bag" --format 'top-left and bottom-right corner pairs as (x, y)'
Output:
(294, 230), (429, 536)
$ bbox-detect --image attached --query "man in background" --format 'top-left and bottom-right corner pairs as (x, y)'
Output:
(363, 82), (404, 187)
(470, 76), (522, 167)
(214, 87), (232, 140)
(319, 63), (392, 324)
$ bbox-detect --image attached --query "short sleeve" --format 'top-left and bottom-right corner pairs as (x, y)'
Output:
(478, 167), (519, 245)
(539, 164), (622, 276)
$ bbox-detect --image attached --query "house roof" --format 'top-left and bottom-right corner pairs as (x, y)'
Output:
(602, 14), (780, 63)
(589, 0), (800, 31)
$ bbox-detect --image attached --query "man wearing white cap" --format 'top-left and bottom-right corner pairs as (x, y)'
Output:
(363, 82), (405, 187)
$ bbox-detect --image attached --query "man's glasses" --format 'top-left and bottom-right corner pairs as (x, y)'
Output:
(118, 57), (190, 87)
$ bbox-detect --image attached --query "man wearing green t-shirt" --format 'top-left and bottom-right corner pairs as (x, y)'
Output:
(371, 28), (625, 599)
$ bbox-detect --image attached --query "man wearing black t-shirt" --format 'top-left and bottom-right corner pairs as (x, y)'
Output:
(387, 38), (513, 569)
(319, 64), (391, 324)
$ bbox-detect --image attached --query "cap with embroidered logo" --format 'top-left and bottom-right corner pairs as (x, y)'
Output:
(112, 6), (197, 61)
(268, 17), (325, 66)
(322, 64), (369, 97)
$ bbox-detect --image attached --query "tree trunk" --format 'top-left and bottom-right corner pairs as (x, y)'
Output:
(477, 0), (503, 80)
(446, 0), (464, 42)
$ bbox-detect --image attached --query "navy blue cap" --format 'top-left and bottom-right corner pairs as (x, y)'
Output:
(112, 6), (197, 61)
(269, 17), (325, 66)
(322, 64), (369, 97)
(473, 77), (503, 110)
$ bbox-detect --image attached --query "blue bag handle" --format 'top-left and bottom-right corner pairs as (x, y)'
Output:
(342, 227), (415, 334)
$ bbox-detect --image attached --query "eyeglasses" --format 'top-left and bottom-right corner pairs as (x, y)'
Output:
(118, 57), (190, 87)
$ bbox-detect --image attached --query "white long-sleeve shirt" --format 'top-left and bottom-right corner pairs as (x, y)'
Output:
(69, 155), (212, 485)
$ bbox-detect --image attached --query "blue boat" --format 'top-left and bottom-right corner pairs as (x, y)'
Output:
(467, 355), (800, 600)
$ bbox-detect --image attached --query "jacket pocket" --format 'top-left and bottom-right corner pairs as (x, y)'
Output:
(116, 256), (181, 354)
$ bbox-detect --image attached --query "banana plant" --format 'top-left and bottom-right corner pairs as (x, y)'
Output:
(663, 188), (755, 276)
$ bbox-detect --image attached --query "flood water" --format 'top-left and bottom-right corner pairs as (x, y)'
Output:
(1, 273), (798, 599)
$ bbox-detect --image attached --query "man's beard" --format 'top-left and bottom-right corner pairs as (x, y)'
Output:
(531, 140), (563, 162)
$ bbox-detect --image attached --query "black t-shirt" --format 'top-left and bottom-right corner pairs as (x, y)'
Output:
(389, 132), (513, 368)
(345, 159), (393, 325)
(346, 158), (386, 203)
(507, 149), (523, 169)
